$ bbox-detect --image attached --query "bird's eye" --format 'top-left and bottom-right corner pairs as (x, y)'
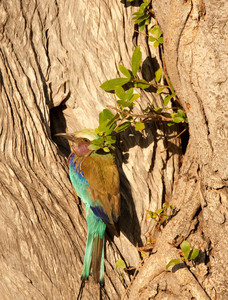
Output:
(83, 138), (90, 142)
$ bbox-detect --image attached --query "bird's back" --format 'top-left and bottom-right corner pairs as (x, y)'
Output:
(69, 151), (120, 225)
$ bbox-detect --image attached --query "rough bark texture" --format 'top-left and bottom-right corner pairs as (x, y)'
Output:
(128, 0), (228, 299)
(0, 0), (227, 300)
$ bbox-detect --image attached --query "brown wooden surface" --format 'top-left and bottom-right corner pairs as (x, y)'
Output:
(0, 0), (227, 299)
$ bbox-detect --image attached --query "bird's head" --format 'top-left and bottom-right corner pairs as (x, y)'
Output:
(56, 129), (98, 155)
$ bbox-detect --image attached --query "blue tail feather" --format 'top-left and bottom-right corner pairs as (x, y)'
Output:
(82, 208), (106, 283)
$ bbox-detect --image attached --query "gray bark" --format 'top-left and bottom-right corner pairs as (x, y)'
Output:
(0, 0), (227, 299)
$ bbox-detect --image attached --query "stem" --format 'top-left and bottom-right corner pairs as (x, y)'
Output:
(113, 112), (131, 131)
(134, 29), (161, 43)
(133, 77), (169, 89)
(160, 128), (187, 153)
(107, 105), (173, 122)
(134, 29), (154, 39)
(169, 128), (187, 142)
(121, 259), (146, 300)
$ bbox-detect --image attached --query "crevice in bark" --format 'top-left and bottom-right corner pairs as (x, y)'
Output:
(180, 125), (189, 155)
(50, 104), (71, 156)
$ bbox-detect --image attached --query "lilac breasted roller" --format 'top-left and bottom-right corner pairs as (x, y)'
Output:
(59, 129), (120, 284)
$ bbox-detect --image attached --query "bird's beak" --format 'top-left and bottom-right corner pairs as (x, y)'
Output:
(55, 133), (77, 142)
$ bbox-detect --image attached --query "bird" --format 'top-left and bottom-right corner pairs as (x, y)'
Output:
(57, 129), (120, 284)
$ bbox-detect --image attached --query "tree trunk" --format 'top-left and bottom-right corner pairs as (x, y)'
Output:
(0, 1), (227, 299)
(128, 0), (228, 299)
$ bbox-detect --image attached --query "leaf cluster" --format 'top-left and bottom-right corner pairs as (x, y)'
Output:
(148, 25), (163, 48)
(147, 203), (173, 229)
(132, 0), (151, 32)
(88, 109), (117, 152)
(169, 109), (188, 125)
(96, 42), (188, 152)
(166, 240), (200, 269)
(100, 46), (163, 93)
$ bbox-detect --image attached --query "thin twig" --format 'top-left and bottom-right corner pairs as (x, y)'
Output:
(169, 128), (187, 142)
(160, 128), (187, 153)
(133, 77), (169, 89)
(121, 259), (145, 300)
(113, 112), (131, 131)
(134, 29), (159, 41)
(107, 105), (173, 122)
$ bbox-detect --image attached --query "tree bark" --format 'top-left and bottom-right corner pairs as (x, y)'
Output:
(128, 0), (228, 299)
(0, 0), (227, 300)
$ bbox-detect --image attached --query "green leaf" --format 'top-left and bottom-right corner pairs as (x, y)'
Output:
(170, 113), (177, 118)
(129, 93), (140, 102)
(142, 0), (150, 6)
(170, 81), (175, 93)
(132, 12), (142, 17)
(166, 259), (181, 269)
(148, 211), (157, 219)
(156, 208), (163, 214)
(145, 18), (150, 25)
(104, 122), (116, 135)
(167, 122), (174, 127)
(171, 92), (176, 99)
(115, 85), (126, 100)
(115, 122), (131, 133)
(181, 241), (191, 258)
(149, 37), (156, 42)
(146, 211), (152, 219)
(88, 144), (101, 151)
(139, 20), (146, 32)
(135, 122), (145, 131)
(117, 100), (132, 108)
(150, 25), (162, 39)
(163, 203), (169, 209)
(164, 96), (170, 106)
(97, 119), (115, 135)
(152, 212), (157, 219)
(99, 109), (114, 124)
(158, 36), (163, 44)
(154, 107), (162, 114)
(91, 137), (105, 146)
(116, 259), (126, 269)
(132, 46), (142, 76)
(134, 15), (150, 24)
(189, 248), (199, 260)
(155, 68), (162, 83)
(153, 41), (160, 48)
(164, 95), (174, 106)
(173, 117), (184, 123)
(157, 88), (164, 94)
(105, 135), (116, 145)
(103, 147), (110, 152)
(97, 109), (116, 135)
(119, 64), (131, 79)
(134, 81), (150, 89)
(100, 77), (130, 91)
(125, 88), (134, 100)
(177, 109), (185, 118)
